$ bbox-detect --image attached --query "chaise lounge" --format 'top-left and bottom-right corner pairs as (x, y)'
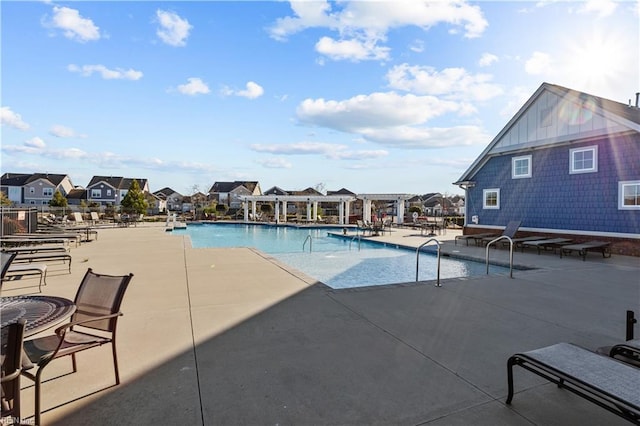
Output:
(559, 241), (611, 260)
(507, 342), (640, 423)
(520, 238), (573, 254)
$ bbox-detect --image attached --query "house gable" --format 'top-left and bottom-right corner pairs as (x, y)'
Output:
(457, 83), (640, 183)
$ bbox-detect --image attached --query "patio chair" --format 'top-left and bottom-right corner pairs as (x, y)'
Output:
(609, 339), (640, 367)
(21, 268), (134, 426)
(1, 319), (26, 422)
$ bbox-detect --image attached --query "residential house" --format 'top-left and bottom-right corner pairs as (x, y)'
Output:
(145, 192), (166, 215)
(86, 176), (149, 207)
(454, 82), (640, 255)
(208, 181), (261, 209)
(0, 173), (74, 206)
(153, 187), (183, 212)
(325, 188), (357, 217)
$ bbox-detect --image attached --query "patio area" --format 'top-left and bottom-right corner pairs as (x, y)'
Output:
(2, 223), (638, 425)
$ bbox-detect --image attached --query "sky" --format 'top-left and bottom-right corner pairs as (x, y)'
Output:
(1, 1), (639, 197)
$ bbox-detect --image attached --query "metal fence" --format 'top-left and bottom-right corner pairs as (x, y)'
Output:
(1, 207), (38, 236)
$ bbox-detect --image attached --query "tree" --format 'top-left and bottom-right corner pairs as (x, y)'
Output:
(49, 190), (68, 207)
(120, 179), (148, 215)
(0, 191), (12, 206)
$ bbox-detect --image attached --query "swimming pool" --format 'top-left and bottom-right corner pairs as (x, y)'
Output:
(173, 223), (509, 289)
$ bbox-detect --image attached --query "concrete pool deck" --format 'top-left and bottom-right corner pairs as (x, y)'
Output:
(2, 222), (638, 425)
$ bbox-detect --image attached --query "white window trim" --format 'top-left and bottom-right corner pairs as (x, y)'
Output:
(483, 188), (500, 209)
(91, 189), (101, 198)
(569, 145), (598, 174)
(619, 180), (640, 210)
(512, 155), (532, 179)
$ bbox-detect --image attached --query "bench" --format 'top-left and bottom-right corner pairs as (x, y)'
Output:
(507, 342), (640, 423)
(3, 263), (47, 292)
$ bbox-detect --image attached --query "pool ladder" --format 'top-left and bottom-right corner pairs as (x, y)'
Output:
(303, 235), (313, 252)
(416, 238), (441, 287)
(485, 236), (514, 278)
(349, 235), (361, 251)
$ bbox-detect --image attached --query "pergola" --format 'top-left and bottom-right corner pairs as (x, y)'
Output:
(357, 194), (415, 225)
(240, 195), (356, 225)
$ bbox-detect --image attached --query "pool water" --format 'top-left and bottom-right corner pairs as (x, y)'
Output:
(173, 224), (509, 289)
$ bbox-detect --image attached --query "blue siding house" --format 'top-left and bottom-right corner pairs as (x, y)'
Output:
(454, 83), (640, 255)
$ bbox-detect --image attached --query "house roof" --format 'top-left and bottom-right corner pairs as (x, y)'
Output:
(153, 187), (182, 198)
(454, 82), (640, 186)
(327, 188), (356, 196)
(1, 173), (32, 186)
(66, 188), (87, 200)
(264, 186), (289, 195)
(209, 181), (258, 193)
(1, 173), (69, 187)
(88, 176), (148, 190)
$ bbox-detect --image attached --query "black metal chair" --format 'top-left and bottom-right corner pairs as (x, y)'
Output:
(1, 319), (27, 423)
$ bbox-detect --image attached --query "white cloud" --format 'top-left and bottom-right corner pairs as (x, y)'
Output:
(361, 125), (490, 148)
(268, 1), (488, 62)
(297, 92), (464, 137)
(315, 36), (390, 62)
(47, 6), (101, 42)
(250, 141), (388, 161)
(386, 64), (503, 101)
(49, 124), (86, 138)
(67, 64), (143, 80)
(256, 157), (293, 169)
(409, 39), (425, 53)
(24, 137), (46, 149)
(156, 10), (192, 47)
(0, 107), (30, 130)
(177, 78), (210, 96)
(525, 51), (552, 75)
(221, 81), (264, 99)
(578, 0), (617, 17)
(478, 53), (498, 67)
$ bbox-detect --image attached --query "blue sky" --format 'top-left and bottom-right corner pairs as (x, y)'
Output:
(1, 1), (638, 196)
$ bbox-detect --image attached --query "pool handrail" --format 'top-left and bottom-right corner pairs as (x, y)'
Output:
(485, 235), (513, 278)
(416, 238), (441, 287)
(349, 235), (361, 251)
(303, 234), (313, 252)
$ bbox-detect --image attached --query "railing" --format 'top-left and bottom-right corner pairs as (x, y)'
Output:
(303, 235), (313, 252)
(485, 236), (514, 278)
(416, 238), (441, 287)
(349, 235), (361, 251)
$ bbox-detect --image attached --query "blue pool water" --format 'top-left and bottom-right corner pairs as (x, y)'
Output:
(173, 224), (509, 289)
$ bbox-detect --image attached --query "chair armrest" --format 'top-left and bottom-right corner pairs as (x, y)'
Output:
(54, 312), (123, 336)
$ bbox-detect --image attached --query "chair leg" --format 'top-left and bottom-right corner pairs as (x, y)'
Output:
(111, 341), (120, 385)
(71, 353), (77, 373)
(34, 368), (43, 426)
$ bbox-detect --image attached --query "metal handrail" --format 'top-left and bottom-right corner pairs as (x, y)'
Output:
(303, 235), (312, 252)
(416, 238), (441, 287)
(349, 235), (361, 251)
(485, 235), (513, 278)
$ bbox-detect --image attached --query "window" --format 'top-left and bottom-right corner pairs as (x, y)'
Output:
(29, 187), (35, 194)
(570, 145), (598, 174)
(106, 189), (112, 196)
(43, 188), (53, 196)
(512, 155), (532, 179)
(483, 189), (500, 209)
(91, 189), (101, 198)
(619, 181), (640, 210)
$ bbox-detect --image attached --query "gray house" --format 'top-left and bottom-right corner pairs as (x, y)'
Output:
(454, 82), (640, 255)
(0, 173), (74, 205)
(86, 176), (149, 206)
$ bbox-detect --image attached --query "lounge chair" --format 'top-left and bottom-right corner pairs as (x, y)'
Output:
(559, 241), (611, 260)
(507, 342), (640, 423)
(609, 339), (640, 367)
(520, 238), (573, 254)
(2, 246), (68, 255)
(1, 251), (17, 280)
(478, 220), (522, 246)
(454, 232), (497, 246)
(12, 252), (72, 273)
(3, 263), (48, 292)
(356, 220), (373, 236)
